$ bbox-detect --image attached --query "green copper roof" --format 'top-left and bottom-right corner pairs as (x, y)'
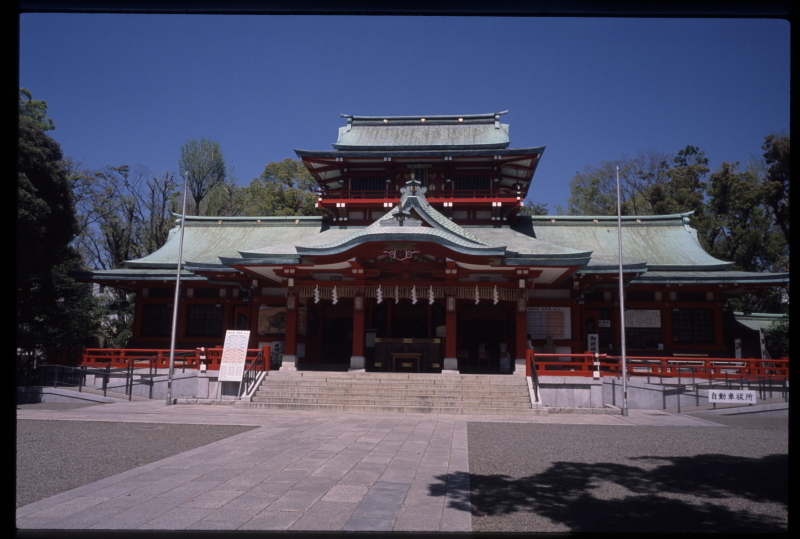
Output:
(526, 213), (733, 271)
(333, 112), (511, 150)
(733, 312), (788, 332)
(125, 215), (326, 269)
(75, 202), (786, 290)
(631, 270), (790, 285)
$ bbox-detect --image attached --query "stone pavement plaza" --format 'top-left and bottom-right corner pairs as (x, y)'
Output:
(16, 400), (735, 532)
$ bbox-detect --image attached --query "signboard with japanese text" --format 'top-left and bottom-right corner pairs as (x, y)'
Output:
(708, 389), (757, 404)
(218, 330), (251, 382)
(527, 307), (571, 340)
(624, 309), (661, 328)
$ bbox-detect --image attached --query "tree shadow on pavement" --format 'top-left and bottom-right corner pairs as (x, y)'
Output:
(430, 453), (787, 533)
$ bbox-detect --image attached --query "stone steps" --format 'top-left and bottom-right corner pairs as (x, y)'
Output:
(236, 402), (545, 415)
(253, 385), (530, 397)
(258, 371), (520, 385)
(235, 371), (538, 415)
(252, 388), (530, 404)
(250, 395), (533, 407)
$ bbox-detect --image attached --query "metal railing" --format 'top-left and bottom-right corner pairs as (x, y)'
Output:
(525, 351), (789, 381)
(525, 350), (789, 409)
(316, 189), (521, 201)
(23, 363), (159, 401)
(527, 350), (541, 403)
(239, 346), (270, 398)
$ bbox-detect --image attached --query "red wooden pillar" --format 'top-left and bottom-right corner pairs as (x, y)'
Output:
(283, 293), (299, 370)
(443, 295), (458, 372)
(515, 296), (528, 375)
(351, 295), (366, 370)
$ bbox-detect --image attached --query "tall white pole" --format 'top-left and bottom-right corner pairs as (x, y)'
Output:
(166, 172), (190, 405)
(616, 166), (629, 416)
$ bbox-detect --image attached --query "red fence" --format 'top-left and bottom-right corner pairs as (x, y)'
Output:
(52, 347), (271, 372)
(50, 347), (788, 382)
(525, 350), (789, 381)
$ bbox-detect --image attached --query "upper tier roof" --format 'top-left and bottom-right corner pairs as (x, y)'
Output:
(333, 112), (511, 151)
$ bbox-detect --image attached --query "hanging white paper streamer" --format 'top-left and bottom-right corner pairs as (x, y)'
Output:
(332, 286), (338, 305)
(411, 285), (417, 305)
(376, 284), (382, 304)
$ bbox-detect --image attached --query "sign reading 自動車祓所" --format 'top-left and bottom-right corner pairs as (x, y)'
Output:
(218, 330), (251, 382)
(708, 389), (757, 404)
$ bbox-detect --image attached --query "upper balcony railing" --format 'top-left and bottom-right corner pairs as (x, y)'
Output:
(316, 189), (523, 202)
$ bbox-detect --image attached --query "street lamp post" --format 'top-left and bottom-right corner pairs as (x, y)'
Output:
(166, 171), (189, 405)
(616, 166), (629, 416)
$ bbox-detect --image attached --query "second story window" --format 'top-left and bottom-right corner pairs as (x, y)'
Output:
(351, 177), (386, 198)
(455, 177), (489, 195)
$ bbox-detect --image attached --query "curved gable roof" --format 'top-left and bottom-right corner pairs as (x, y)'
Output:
(526, 213), (733, 271)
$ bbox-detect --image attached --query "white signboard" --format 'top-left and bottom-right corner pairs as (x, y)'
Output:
(527, 307), (571, 340)
(708, 389), (757, 404)
(624, 309), (661, 328)
(218, 330), (251, 382)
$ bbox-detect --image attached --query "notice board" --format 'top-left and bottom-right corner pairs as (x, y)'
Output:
(527, 307), (571, 340)
(218, 330), (251, 382)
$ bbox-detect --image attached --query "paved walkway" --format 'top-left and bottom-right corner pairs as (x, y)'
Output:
(16, 401), (725, 531)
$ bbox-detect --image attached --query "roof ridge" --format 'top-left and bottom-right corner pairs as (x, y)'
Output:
(341, 111), (508, 121)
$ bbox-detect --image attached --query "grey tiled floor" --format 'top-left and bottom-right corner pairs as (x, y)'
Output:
(17, 400), (724, 531)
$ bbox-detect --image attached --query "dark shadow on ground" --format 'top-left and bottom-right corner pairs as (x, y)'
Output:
(430, 453), (787, 533)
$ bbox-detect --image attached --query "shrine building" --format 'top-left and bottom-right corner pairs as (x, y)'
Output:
(80, 112), (788, 374)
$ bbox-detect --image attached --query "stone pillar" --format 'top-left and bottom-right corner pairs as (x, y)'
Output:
(282, 294), (298, 371)
(350, 295), (365, 371)
(443, 295), (458, 373)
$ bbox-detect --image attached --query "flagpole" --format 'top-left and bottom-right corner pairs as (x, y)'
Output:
(166, 171), (189, 405)
(616, 166), (629, 416)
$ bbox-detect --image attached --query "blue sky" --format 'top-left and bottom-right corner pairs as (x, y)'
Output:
(19, 14), (789, 212)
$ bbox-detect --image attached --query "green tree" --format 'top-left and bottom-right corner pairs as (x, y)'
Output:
(518, 200), (550, 216)
(566, 160), (618, 215)
(71, 162), (179, 348)
(204, 168), (248, 216)
(764, 318), (789, 359)
(702, 160), (788, 314)
(760, 133), (789, 245)
(72, 164), (179, 271)
(178, 137), (226, 215)
(566, 149), (673, 216)
(18, 89), (101, 365)
(703, 162), (785, 273)
(565, 141), (788, 315)
(18, 88), (55, 132)
(649, 145), (710, 217)
(244, 158), (320, 216)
